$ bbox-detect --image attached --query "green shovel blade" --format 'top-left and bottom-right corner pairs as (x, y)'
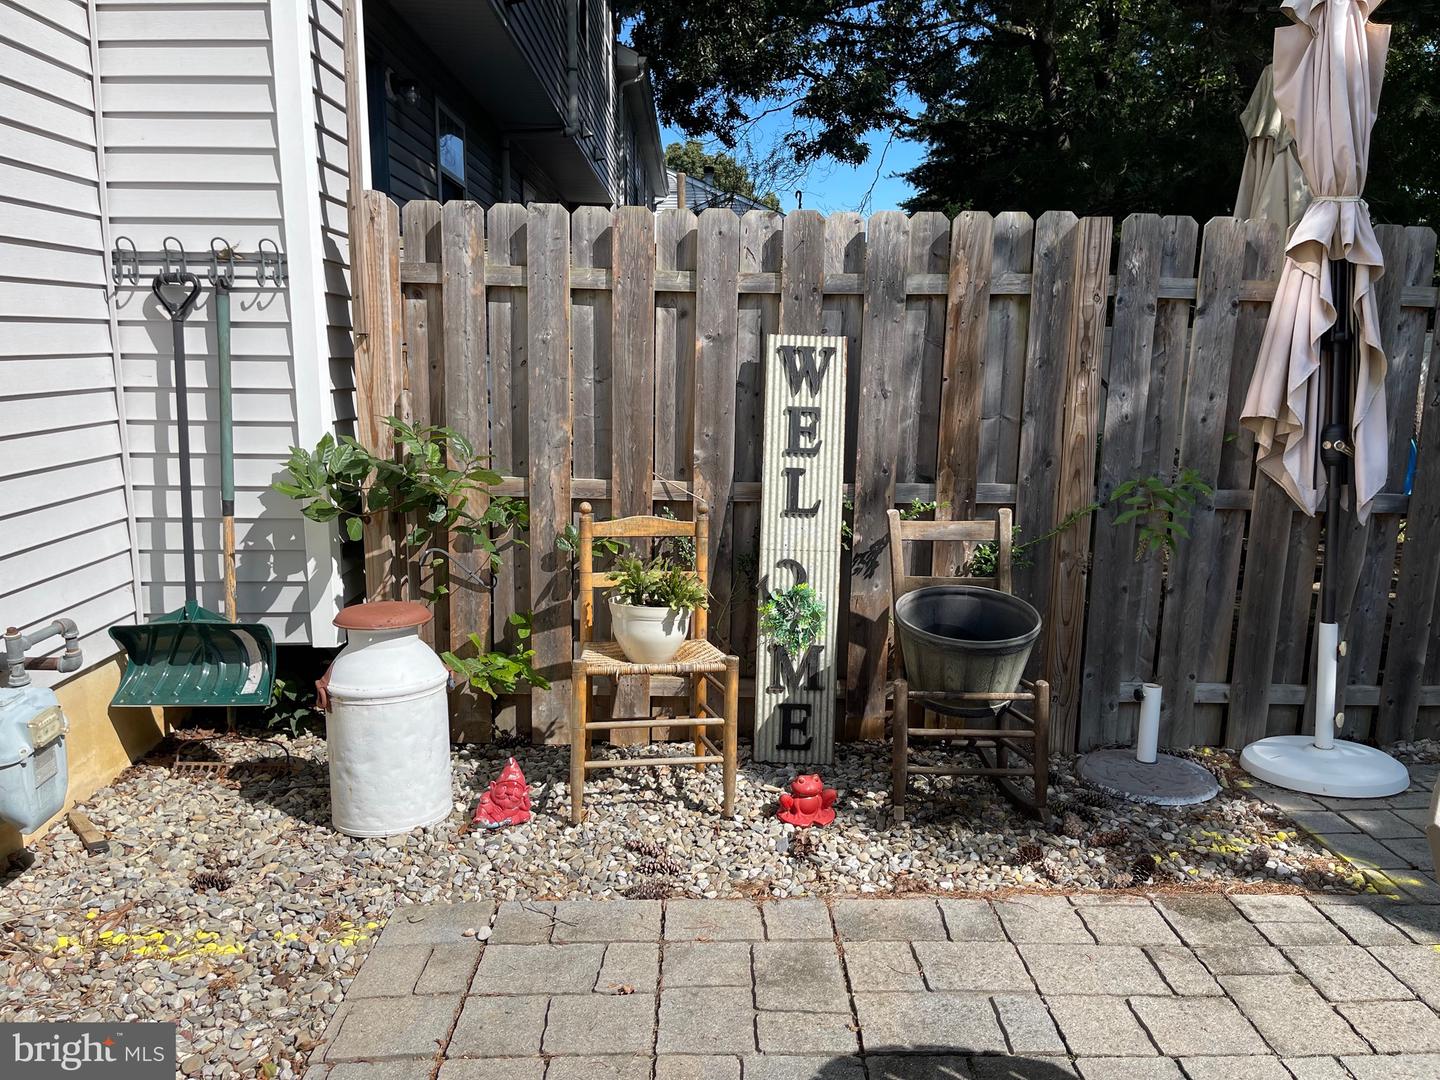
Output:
(109, 602), (276, 708)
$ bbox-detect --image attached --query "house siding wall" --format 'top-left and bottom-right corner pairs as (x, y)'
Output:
(364, 0), (509, 207)
(93, 0), (316, 643)
(0, 0), (142, 681)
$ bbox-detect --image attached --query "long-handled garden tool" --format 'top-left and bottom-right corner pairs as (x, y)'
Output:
(109, 272), (275, 707)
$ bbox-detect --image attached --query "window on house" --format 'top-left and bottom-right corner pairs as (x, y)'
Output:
(437, 102), (465, 201)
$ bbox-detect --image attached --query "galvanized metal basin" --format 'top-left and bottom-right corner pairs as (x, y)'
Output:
(894, 586), (1042, 706)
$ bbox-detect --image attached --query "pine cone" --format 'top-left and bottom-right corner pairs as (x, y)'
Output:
(1250, 844), (1273, 866)
(1040, 862), (1067, 884)
(625, 839), (665, 859)
(1130, 854), (1158, 883)
(1016, 841), (1044, 865)
(789, 832), (818, 860)
(1088, 829), (1127, 849)
(1073, 789), (1113, 810)
(623, 880), (672, 900)
(637, 857), (682, 877)
(190, 870), (232, 893)
(1061, 812), (1087, 839)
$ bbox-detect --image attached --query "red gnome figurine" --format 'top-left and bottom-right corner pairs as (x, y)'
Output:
(472, 757), (532, 828)
(778, 774), (837, 827)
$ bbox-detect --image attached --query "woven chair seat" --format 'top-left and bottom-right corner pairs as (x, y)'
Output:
(578, 639), (729, 676)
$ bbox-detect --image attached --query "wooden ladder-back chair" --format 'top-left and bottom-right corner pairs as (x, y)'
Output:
(571, 502), (739, 824)
(886, 507), (1050, 822)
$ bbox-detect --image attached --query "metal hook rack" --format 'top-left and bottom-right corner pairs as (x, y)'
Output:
(110, 235), (288, 288)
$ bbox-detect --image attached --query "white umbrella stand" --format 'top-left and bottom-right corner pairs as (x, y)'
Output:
(1240, 257), (1409, 798)
(1237, 0), (1409, 799)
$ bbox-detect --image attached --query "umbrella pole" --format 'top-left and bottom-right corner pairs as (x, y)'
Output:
(1313, 258), (1352, 752)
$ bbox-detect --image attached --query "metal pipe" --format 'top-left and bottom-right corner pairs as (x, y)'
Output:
(564, 0), (580, 138)
(1134, 683), (1161, 764)
(4, 619), (81, 687)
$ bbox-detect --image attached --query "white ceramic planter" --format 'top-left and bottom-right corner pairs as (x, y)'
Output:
(609, 598), (691, 664)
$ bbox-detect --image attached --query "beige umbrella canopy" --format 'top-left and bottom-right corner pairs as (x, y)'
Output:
(1235, 64), (1311, 227)
(1241, 0), (1390, 523)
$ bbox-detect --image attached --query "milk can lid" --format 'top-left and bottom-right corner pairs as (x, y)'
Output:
(333, 600), (433, 630)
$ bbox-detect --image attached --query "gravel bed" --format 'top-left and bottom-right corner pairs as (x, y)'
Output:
(1, 731), (1362, 1077)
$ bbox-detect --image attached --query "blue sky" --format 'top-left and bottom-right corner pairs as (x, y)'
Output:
(661, 108), (926, 214)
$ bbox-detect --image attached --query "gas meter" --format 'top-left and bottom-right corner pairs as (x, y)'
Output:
(0, 686), (69, 832)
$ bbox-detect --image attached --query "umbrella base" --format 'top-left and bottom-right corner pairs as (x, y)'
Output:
(1240, 735), (1409, 798)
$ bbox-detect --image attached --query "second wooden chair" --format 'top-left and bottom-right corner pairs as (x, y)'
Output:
(570, 502), (739, 824)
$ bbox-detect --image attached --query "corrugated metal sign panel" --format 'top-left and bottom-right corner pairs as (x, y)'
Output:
(754, 334), (847, 763)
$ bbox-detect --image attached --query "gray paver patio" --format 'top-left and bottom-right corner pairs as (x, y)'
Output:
(315, 887), (1440, 1079)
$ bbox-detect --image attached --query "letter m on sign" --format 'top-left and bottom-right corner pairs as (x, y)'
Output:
(754, 334), (847, 764)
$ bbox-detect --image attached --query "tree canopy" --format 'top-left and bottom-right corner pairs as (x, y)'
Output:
(664, 140), (784, 211)
(625, 1), (1438, 226)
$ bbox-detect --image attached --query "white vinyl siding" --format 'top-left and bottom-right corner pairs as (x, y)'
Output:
(0, 0), (141, 683)
(94, 0), (316, 641)
(311, 0), (357, 437)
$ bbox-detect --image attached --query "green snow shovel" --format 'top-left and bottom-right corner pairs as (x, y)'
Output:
(109, 273), (275, 708)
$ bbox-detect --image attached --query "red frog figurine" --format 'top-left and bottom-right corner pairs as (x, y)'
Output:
(778, 773), (837, 827)
(472, 757), (532, 828)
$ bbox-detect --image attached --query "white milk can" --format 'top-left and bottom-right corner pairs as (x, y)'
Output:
(319, 601), (451, 836)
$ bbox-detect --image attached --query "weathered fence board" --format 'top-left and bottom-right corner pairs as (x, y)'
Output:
(439, 200), (490, 739)
(934, 211), (992, 576)
(349, 198), (1440, 753)
(1203, 219), (1285, 747)
(1081, 213), (1167, 748)
(730, 211), (784, 672)
(1045, 215), (1112, 748)
(353, 191), (402, 600)
(525, 204), (572, 740)
(847, 212), (908, 736)
(692, 208), (741, 655)
(485, 201), (529, 738)
(1014, 212), (1078, 625)
(1340, 226), (1435, 739)
(1157, 217), (1247, 748)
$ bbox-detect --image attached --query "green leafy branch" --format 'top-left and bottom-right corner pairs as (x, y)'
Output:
(274, 418), (527, 586)
(961, 469), (1213, 575)
(274, 419), (544, 697)
(442, 613), (549, 698)
(758, 582), (827, 660)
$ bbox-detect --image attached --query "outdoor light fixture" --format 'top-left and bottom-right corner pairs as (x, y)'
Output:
(388, 72), (420, 107)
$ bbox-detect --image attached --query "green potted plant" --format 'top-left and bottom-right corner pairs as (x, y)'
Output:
(758, 582), (827, 659)
(609, 553), (707, 664)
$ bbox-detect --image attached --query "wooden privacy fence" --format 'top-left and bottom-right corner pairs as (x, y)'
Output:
(348, 190), (1440, 753)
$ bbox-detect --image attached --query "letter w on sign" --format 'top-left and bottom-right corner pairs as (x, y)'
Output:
(755, 334), (847, 764)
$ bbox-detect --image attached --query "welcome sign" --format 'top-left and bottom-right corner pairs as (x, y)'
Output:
(754, 334), (847, 764)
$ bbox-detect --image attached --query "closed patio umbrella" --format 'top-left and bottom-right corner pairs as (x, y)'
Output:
(1238, 0), (1408, 797)
(1235, 64), (1311, 228)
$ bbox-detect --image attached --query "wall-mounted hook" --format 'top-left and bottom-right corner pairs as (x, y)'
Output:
(208, 237), (236, 287)
(112, 236), (139, 286)
(161, 236), (188, 282)
(257, 238), (283, 287)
